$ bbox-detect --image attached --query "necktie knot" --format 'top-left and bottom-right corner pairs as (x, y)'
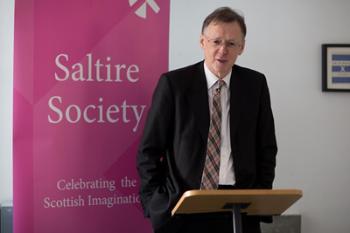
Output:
(215, 80), (225, 95)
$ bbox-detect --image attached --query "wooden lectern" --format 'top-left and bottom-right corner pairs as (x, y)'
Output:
(171, 189), (302, 233)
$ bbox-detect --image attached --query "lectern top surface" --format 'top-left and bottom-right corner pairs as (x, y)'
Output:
(171, 189), (302, 216)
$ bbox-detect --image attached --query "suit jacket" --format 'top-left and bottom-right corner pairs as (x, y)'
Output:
(137, 61), (277, 231)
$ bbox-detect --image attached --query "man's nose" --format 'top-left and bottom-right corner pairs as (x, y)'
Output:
(218, 44), (228, 54)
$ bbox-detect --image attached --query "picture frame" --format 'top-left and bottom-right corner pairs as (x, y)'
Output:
(322, 44), (350, 92)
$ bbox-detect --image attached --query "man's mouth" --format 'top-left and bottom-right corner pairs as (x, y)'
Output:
(216, 59), (227, 64)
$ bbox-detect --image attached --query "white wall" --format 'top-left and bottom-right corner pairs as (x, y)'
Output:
(0, 0), (14, 205)
(169, 1), (350, 233)
(1, 0), (350, 232)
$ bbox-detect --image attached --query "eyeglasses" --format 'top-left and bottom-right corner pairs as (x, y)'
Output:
(203, 35), (242, 49)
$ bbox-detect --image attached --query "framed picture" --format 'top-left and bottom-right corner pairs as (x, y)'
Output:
(322, 44), (350, 91)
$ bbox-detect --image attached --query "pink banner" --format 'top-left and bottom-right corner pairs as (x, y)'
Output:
(13, 1), (169, 233)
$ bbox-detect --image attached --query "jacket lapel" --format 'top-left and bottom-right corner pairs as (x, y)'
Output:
(229, 66), (241, 142)
(187, 62), (210, 142)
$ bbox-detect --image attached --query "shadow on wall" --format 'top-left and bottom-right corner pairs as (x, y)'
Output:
(261, 215), (301, 233)
(0, 203), (13, 233)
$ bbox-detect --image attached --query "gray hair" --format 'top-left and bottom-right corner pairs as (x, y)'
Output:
(201, 7), (246, 37)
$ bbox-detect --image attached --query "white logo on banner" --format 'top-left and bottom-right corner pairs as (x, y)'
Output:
(129, 0), (160, 19)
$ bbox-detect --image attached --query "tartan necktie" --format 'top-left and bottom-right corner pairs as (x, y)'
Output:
(200, 79), (225, 190)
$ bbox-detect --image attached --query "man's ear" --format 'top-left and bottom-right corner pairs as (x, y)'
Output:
(200, 35), (205, 49)
(238, 40), (245, 55)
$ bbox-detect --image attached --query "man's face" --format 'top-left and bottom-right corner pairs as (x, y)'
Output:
(200, 21), (245, 78)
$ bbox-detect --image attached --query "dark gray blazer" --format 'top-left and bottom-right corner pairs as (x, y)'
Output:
(137, 61), (277, 230)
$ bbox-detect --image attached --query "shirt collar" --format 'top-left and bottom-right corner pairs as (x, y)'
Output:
(204, 62), (231, 90)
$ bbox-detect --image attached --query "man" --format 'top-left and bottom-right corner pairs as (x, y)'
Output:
(137, 7), (277, 233)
